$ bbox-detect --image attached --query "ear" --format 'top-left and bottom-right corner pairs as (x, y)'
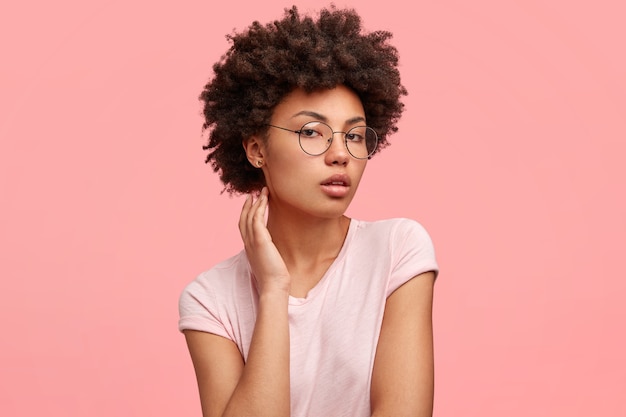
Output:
(242, 135), (266, 167)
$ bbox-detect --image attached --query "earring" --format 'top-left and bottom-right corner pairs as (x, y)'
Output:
(256, 160), (263, 167)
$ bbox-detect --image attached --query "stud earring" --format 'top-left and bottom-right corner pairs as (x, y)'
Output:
(256, 160), (263, 167)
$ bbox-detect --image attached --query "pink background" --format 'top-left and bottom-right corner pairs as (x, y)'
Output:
(1, 1), (624, 416)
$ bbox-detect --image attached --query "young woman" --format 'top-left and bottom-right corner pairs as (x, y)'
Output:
(179, 6), (439, 417)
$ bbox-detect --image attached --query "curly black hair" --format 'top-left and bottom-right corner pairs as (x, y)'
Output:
(200, 5), (407, 194)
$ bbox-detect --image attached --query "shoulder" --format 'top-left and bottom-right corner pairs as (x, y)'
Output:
(351, 218), (439, 293)
(354, 217), (428, 231)
(179, 250), (249, 310)
(178, 250), (253, 335)
(353, 217), (433, 246)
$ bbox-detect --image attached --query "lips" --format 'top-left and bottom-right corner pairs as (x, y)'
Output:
(321, 174), (351, 187)
(320, 174), (351, 198)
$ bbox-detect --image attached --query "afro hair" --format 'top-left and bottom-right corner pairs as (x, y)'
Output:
(200, 5), (407, 194)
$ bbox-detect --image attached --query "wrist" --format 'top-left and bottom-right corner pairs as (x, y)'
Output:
(258, 285), (291, 300)
(255, 273), (291, 299)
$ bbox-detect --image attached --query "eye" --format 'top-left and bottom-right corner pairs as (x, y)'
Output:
(345, 133), (363, 142)
(299, 128), (324, 138)
(346, 128), (366, 142)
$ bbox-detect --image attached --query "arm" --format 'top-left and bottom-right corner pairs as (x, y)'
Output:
(185, 291), (290, 417)
(370, 271), (436, 417)
(185, 188), (291, 417)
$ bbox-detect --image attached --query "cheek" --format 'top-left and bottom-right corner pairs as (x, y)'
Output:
(264, 154), (308, 190)
(266, 140), (313, 171)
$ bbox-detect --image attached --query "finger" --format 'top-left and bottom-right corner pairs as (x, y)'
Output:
(249, 192), (266, 238)
(252, 192), (267, 226)
(245, 190), (264, 241)
(259, 188), (269, 222)
(246, 194), (266, 242)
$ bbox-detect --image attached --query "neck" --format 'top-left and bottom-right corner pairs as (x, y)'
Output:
(266, 207), (351, 271)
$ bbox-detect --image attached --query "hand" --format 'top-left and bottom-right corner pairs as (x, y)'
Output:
(239, 187), (291, 295)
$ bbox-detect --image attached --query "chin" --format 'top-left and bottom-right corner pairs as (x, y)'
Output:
(314, 201), (353, 219)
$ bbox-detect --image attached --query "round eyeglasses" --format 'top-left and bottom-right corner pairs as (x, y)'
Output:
(267, 121), (378, 159)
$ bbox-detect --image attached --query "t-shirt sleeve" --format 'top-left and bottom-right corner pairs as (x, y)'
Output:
(178, 275), (232, 339)
(386, 218), (439, 297)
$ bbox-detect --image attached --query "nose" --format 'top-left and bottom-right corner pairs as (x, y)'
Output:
(324, 132), (350, 166)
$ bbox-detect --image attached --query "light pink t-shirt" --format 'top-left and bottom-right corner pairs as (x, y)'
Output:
(179, 218), (438, 417)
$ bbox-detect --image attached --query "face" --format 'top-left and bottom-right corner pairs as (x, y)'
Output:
(248, 85), (369, 220)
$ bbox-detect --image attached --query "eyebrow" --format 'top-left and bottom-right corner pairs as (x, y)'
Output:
(290, 110), (366, 125)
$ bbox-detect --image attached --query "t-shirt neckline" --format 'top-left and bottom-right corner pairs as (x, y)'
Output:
(288, 218), (358, 306)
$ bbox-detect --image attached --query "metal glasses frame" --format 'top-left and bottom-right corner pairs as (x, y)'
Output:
(266, 122), (378, 160)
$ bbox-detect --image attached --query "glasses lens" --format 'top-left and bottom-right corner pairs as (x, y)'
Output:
(346, 126), (378, 159)
(298, 122), (333, 156)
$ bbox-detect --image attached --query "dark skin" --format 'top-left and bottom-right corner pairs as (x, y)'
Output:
(199, 6), (406, 195)
(185, 86), (435, 417)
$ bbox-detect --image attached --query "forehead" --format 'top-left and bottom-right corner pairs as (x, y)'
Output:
(271, 85), (365, 124)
